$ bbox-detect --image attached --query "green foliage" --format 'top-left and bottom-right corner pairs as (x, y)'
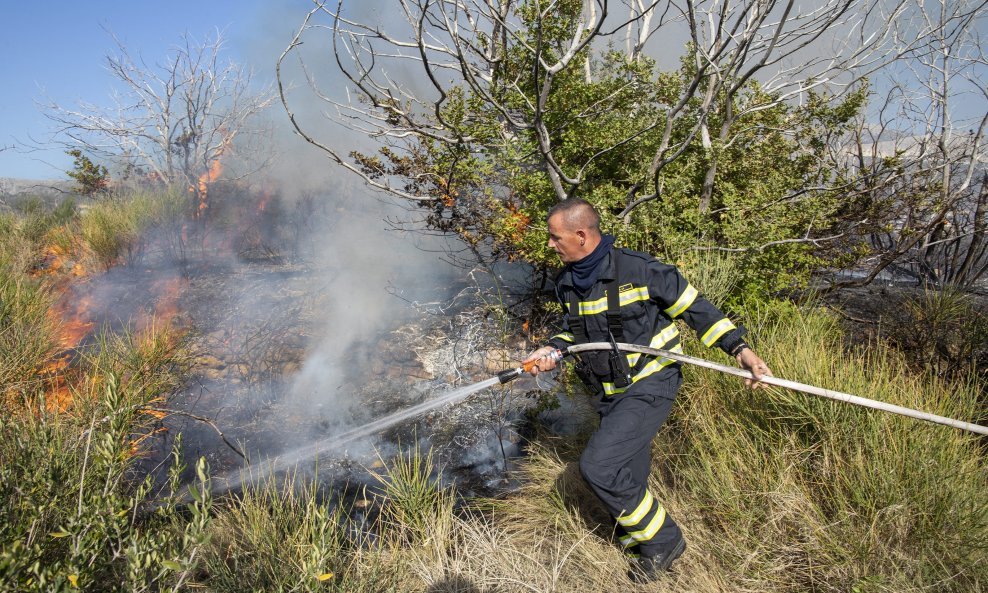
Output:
(0, 324), (204, 592)
(66, 149), (110, 197)
(352, 3), (868, 303)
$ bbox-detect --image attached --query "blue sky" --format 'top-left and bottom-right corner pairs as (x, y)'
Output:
(0, 1), (297, 179)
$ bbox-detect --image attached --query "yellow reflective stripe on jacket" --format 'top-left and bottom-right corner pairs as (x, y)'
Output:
(602, 344), (683, 395)
(552, 332), (575, 343)
(701, 318), (736, 347)
(616, 323), (678, 379)
(566, 286), (650, 316)
(617, 490), (654, 527)
(649, 323), (679, 349)
(620, 506), (667, 547)
(663, 283), (698, 318)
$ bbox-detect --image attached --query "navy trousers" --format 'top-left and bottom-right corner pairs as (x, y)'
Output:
(579, 373), (683, 557)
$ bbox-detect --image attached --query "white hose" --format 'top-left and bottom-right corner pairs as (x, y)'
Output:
(566, 342), (988, 436)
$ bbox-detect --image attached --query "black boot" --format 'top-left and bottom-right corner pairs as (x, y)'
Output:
(628, 536), (686, 583)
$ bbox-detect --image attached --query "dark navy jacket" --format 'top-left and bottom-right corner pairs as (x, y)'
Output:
(548, 247), (745, 397)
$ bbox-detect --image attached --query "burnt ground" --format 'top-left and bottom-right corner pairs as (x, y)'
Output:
(820, 283), (988, 340)
(132, 249), (561, 504)
(817, 282), (988, 390)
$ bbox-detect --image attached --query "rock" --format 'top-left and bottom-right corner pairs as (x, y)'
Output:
(197, 354), (226, 369)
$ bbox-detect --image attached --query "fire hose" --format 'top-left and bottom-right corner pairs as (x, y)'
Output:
(498, 342), (988, 436)
(147, 341), (983, 512)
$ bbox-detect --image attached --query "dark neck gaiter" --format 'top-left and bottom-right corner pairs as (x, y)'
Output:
(570, 234), (615, 294)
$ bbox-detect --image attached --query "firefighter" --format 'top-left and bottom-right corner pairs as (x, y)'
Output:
(524, 198), (772, 582)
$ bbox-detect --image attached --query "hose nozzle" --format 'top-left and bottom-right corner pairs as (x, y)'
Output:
(498, 348), (564, 383)
(497, 367), (524, 383)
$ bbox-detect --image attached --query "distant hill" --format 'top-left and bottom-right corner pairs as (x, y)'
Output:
(0, 177), (76, 210)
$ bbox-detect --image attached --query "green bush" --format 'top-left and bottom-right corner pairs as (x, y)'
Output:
(0, 318), (202, 592)
(0, 377), (211, 592)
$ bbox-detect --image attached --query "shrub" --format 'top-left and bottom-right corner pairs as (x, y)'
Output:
(0, 320), (200, 592)
(883, 286), (988, 382)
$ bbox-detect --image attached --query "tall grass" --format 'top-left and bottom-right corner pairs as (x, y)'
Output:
(659, 300), (987, 592)
(676, 249), (739, 308)
(195, 445), (456, 592)
(0, 264), (56, 402)
(80, 188), (187, 268)
(0, 207), (59, 404)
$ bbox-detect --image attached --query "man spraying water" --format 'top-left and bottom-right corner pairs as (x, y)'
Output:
(523, 198), (772, 582)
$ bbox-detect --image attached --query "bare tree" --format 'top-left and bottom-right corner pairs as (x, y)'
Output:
(824, 0), (988, 290)
(44, 30), (275, 208)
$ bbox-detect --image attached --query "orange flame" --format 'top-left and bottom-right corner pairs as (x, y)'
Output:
(44, 272), (188, 411)
(134, 274), (187, 334)
(197, 158), (224, 213)
(192, 132), (236, 214)
(32, 244), (87, 278)
(51, 291), (96, 350)
(256, 186), (274, 213)
(505, 202), (530, 243)
(43, 291), (97, 409)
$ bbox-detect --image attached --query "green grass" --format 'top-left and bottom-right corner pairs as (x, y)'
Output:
(80, 188), (187, 268)
(0, 264), (56, 401)
(659, 300), (987, 592)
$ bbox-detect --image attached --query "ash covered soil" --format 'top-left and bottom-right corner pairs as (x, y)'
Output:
(137, 252), (565, 501)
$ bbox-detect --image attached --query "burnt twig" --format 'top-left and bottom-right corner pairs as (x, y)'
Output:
(146, 407), (249, 463)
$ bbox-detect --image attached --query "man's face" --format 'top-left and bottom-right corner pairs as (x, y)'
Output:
(547, 213), (585, 263)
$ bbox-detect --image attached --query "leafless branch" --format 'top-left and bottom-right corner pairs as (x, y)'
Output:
(147, 407), (248, 462)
